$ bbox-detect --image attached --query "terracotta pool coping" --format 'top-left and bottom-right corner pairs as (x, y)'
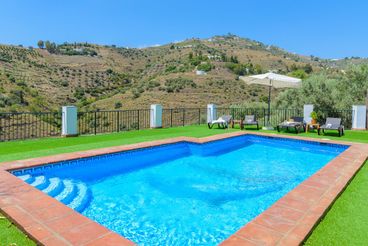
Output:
(0, 131), (367, 245)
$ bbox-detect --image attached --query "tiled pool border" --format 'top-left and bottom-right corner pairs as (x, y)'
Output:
(0, 131), (366, 245)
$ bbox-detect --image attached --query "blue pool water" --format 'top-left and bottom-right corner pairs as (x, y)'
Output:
(12, 135), (348, 245)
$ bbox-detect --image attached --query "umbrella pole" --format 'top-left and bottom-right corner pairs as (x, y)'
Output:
(267, 79), (272, 125)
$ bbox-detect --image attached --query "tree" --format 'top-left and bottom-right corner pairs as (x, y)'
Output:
(289, 69), (307, 79)
(303, 64), (313, 74)
(37, 40), (44, 49)
(114, 102), (122, 109)
(230, 56), (239, 63)
(254, 64), (263, 74)
(197, 62), (213, 72)
(188, 52), (193, 60)
(267, 65), (368, 111)
(45, 41), (57, 53)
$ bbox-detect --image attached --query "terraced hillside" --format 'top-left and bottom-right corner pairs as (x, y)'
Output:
(0, 35), (352, 112)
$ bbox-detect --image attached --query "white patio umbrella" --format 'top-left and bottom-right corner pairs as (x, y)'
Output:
(240, 72), (302, 130)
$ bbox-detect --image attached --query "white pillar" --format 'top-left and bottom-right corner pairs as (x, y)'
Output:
(304, 104), (314, 124)
(150, 104), (162, 128)
(207, 104), (217, 123)
(352, 105), (366, 130)
(62, 106), (78, 137)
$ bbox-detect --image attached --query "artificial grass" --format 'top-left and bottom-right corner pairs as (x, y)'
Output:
(0, 125), (238, 163)
(0, 213), (35, 245)
(305, 161), (368, 245)
(1, 125), (367, 163)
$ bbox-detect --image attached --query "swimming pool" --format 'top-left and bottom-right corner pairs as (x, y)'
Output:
(12, 135), (348, 245)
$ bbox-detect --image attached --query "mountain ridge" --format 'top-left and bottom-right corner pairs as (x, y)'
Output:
(0, 34), (366, 112)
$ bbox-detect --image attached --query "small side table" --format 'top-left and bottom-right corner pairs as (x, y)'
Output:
(231, 120), (244, 130)
(306, 123), (320, 132)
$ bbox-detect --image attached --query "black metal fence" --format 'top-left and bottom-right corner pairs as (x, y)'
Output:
(162, 108), (206, 128)
(217, 108), (353, 129)
(78, 110), (151, 135)
(0, 112), (61, 141)
(0, 107), (355, 142)
(217, 108), (303, 127)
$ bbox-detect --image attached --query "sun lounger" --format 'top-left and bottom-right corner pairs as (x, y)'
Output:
(277, 117), (305, 134)
(243, 115), (259, 130)
(318, 117), (344, 137)
(208, 115), (233, 129)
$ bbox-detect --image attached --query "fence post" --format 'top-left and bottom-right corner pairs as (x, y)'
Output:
(116, 111), (120, 132)
(352, 105), (366, 130)
(61, 106), (78, 137)
(284, 109), (287, 121)
(170, 109), (173, 127)
(304, 104), (314, 124)
(94, 111), (97, 135)
(207, 104), (217, 123)
(137, 110), (140, 130)
(150, 104), (162, 128)
(198, 108), (201, 124)
(183, 109), (185, 126)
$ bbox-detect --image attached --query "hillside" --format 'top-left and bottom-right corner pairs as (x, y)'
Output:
(0, 34), (361, 112)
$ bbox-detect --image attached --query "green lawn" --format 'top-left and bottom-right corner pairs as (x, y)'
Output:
(305, 161), (368, 245)
(0, 125), (367, 244)
(0, 125), (239, 163)
(0, 213), (35, 246)
(1, 125), (367, 163)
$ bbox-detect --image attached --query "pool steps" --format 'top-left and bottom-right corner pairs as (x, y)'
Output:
(18, 175), (91, 212)
(30, 176), (50, 190)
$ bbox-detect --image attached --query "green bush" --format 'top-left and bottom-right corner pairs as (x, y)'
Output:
(226, 63), (257, 76)
(164, 77), (196, 93)
(165, 65), (177, 73)
(74, 87), (85, 100)
(197, 62), (213, 72)
(289, 69), (307, 79)
(114, 102), (122, 109)
(132, 89), (141, 98)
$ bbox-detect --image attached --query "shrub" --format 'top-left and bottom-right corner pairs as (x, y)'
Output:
(61, 80), (69, 87)
(164, 77), (196, 93)
(310, 111), (318, 120)
(165, 65), (177, 73)
(289, 69), (307, 79)
(74, 87), (85, 100)
(197, 62), (213, 72)
(132, 89), (141, 98)
(147, 81), (160, 89)
(115, 102), (122, 109)
(226, 63), (254, 76)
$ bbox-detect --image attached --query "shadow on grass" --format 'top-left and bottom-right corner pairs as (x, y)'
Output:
(317, 131), (342, 137)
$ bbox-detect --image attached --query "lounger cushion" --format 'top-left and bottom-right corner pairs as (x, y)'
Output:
(243, 115), (258, 124)
(210, 115), (232, 124)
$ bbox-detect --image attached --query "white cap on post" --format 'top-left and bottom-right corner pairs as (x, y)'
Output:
(62, 106), (78, 137)
(304, 104), (314, 124)
(150, 104), (162, 128)
(207, 104), (217, 123)
(352, 105), (366, 130)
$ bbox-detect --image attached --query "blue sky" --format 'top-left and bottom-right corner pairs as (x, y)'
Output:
(1, 0), (367, 58)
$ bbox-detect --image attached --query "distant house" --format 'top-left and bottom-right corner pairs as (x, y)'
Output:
(207, 54), (221, 61)
(196, 70), (206, 75)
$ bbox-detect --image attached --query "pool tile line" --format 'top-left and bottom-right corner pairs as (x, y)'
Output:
(0, 131), (367, 245)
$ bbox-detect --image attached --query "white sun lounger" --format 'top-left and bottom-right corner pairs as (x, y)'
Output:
(208, 115), (232, 129)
